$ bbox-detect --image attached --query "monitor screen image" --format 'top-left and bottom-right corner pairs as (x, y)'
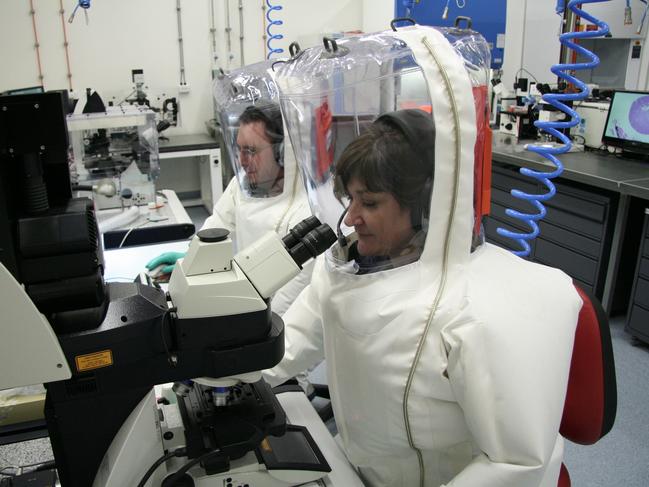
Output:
(602, 90), (649, 152)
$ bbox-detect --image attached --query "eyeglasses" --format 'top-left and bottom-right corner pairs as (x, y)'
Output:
(235, 143), (273, 157)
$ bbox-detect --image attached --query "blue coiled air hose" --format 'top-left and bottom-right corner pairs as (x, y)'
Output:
(266, 0), (284, 59)
(497, 0), (610, 257)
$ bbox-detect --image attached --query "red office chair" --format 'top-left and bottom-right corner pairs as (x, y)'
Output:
(558, 284), (617, 486)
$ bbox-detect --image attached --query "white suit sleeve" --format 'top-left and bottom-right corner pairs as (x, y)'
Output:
(263, 279), (325, 387)
(201, 177), (237, 239)
(271, 197), (316, 316)
(270, 259), (314, 316)
(440, 288), (579, 486)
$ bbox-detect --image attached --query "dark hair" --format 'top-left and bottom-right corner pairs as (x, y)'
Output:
(238, 103), (284, 146)
(334, 111), (434, 228)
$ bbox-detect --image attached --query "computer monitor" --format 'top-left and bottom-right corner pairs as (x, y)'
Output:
(602, 90), (649, 157)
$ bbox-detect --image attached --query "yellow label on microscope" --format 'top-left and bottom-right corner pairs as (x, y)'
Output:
(75, 350), (113, 372)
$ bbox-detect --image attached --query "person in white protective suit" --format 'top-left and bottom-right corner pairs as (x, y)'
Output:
(146, 62), (313, 316)
(264, 25), (582, 487)
(200, 101), (314, 315)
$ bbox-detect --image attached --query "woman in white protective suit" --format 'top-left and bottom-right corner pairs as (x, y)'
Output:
(264, 24), (583, 487)
(147, 61), (313, 316)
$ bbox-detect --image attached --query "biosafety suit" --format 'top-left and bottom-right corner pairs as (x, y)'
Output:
(204, 62), (314, 316)
(202, 137), (311, 315)
(265, 26), (581, 487)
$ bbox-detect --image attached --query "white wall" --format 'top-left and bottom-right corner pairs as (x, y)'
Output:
(361, 0), (394, 34)
(7, 1), (648, 137)
(0, 0), (362, 135)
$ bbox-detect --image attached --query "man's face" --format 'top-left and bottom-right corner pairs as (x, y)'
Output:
(236, 121), (282, 192)
(343, 177), (415, 257)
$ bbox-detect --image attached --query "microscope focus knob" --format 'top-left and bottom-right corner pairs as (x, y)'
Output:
(197, 228), (230, 243)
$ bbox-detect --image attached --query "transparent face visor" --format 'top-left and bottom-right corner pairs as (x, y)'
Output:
(214, 62), (286, 198)
(280, 42), (435, 272)
(278, 29), (490, 273)
(220, 103), (285, 198)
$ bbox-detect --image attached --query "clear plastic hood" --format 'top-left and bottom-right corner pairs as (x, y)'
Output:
(213, 61), (288, 198)
(275, 25), (491, 271)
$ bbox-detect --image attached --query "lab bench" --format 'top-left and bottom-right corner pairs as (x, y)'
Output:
(489, 132), (649, 318)
(98, 189), (195, 249)
(158, 133), (222, 211)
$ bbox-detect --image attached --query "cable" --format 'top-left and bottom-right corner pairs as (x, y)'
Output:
(571, 134), (586, 144)
(238, 0), (245, 66)
(515, 67), (539, 84)
(118, 89), (137, 106)
(625, 0), (633, 25)
(68, 0), (90, 24)
(59, 0), (73, 91)
(261, 0), (268, 58)
(265, 0), (284, 59)
(28, 0), (44, 86)
(336, 204), (349, 249)
(176, 0), (187, 87)
(118, 217), (150, 248)
(209, 0), (220, 76)
(497, 0), (610, 257)
(0, 459), (55, 477)
(161, 448), (221, 486)
(136, 447), (186, 487)
(225, 0), (234, 67)
(638, 1), (649, 34)
(118, 225), (138, 248)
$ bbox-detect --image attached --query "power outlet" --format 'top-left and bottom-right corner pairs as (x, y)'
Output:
(178, 83), (191, 94)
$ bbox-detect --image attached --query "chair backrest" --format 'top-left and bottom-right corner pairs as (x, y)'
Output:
(560, 284), (617, 445)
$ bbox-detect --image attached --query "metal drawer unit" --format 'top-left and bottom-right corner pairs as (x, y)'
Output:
(485, 164), (539, 254)
(485, 162), (616, 298)
(625, 209), (649, 344)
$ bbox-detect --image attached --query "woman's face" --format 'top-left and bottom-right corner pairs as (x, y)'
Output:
(343, 177), (415, 257)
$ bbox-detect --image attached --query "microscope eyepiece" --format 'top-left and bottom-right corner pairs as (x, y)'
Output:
(286, 223), (336, 267)
(281, 216), (321, 249)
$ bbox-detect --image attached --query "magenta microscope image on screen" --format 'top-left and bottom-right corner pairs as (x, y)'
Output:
(605, 92), (649, 143)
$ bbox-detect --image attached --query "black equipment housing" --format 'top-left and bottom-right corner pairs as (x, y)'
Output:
(0, 92), (287, 487)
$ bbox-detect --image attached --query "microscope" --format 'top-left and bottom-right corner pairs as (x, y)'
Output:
(0, 91), (337, 486)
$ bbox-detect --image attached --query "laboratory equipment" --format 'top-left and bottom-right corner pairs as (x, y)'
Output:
(602, 89), (649, 157)
(0, 91), (341, 487)
(570, 100), (610, 148)
(67, 104), (159, 210)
